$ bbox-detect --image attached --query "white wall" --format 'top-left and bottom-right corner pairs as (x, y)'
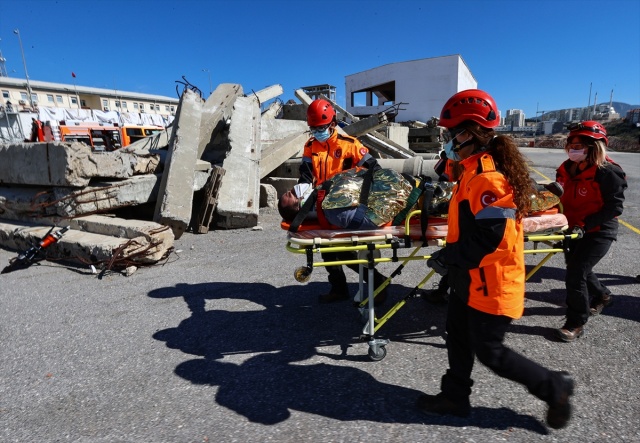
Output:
(345, 55), (477, 122)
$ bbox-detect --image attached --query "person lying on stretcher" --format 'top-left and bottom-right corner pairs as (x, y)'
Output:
(278, 167), (453, 230)
(279, 166), (563, 231)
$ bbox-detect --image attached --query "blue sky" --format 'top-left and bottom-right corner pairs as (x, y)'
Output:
(1, 0), (638, 119)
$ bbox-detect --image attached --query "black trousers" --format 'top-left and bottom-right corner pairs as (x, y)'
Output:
(321, 251), (386, 294)
(441, 292), (563, 405)
(564, 233), (614, 325)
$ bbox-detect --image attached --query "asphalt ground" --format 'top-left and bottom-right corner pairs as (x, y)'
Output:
(1, 149), (639, 443)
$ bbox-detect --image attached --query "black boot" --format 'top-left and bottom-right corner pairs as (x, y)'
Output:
(546, 371), (574, 429)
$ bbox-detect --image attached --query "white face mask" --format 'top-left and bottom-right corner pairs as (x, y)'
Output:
(568, 148), (587, 162)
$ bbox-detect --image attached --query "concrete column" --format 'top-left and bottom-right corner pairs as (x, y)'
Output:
(215, 96), (261, 229)
(153, 89), (202, 239)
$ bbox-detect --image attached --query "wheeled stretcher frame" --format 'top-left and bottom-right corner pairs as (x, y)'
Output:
(285, 210), (578, 361)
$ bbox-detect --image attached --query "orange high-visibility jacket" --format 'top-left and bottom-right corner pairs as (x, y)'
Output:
(300, 130), (373, 186)
(443, 152), (525, 319)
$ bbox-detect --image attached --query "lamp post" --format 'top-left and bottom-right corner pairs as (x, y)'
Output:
(13, 29), (34, 107)
(202, 69), (212, 96)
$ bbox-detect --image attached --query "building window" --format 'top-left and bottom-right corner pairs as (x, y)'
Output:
(155, 104), (160, 110)
(56, 95), (63, 103)
(81, 99), (86, 107)
(20, 92), (28, 100)
(47, 94), (55, 103)
(165, 105), (169, 111)
(71, 96), (78, 105)
(102, 99), (108, 108)
(122, 101), (127, 109)
(133, 103), (139, 110)
(170, 106), (175, 112)
(139, 103), (145, 110)
(31, 93), (37, 103)
(2, 90), (9, 99)
(115, 101), (120, 108)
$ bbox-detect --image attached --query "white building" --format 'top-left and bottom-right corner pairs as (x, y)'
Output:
(345, 54), (477, 123)
(505, 109), (525, 127)
(0, 76), (179, 143)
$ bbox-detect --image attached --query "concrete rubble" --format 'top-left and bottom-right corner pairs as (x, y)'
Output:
(0, 81), (443, 273)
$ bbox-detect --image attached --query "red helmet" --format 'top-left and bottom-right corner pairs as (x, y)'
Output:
(307, 99), (336, 126)
(568, 121), (608, 146)
(439, 89), (500, 129)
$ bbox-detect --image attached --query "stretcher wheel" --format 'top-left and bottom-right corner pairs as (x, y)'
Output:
(368, 345), (387, 361)
(294, 266), (312, 283)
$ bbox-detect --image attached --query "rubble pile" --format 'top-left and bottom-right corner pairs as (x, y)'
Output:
(0, 83), (439, 273)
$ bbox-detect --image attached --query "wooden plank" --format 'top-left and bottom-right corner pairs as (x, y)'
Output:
(194, 166), (225, 234)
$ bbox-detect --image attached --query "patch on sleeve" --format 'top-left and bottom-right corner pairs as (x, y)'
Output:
(359, 147), (368, 156)
(480, 190), (498, 207)
(334, 149), (342, 158)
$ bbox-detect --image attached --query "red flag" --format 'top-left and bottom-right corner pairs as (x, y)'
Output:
(71, 72), (76, 78)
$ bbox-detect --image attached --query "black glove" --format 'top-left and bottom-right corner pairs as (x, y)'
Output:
(427, 248), (448, 276)
(570, 225), (584, 239)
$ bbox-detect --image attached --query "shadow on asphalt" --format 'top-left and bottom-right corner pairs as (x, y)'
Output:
(524, 266), (640, 325)
(147, 281), (548, 433)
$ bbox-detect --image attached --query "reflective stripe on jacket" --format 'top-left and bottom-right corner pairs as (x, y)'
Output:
(300, 130), (372, 186)
(444, 152), (525, 319)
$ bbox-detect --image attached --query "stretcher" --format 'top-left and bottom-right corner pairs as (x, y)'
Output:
(283, 208), (577, 361)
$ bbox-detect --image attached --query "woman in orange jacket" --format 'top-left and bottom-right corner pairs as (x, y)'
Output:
(417, 89), (574, 429)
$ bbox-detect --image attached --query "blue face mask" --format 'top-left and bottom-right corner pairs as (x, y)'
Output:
(312, 127), (331, 142)
(443, 140), (461, 161)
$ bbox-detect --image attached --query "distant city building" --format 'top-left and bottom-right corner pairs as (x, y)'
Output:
(505, 109), (525, 127)
(345, 54), (477, 122)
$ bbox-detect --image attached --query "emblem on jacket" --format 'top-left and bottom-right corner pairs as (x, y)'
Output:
(359, 147), (367, 156)
(334, 149), (342, 158)
(480, 191), (497, 207)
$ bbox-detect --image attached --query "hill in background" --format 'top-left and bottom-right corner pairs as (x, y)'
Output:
(533, 102), (639, 121)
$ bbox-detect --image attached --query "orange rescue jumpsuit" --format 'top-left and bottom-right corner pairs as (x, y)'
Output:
(298, 130), (375, 186)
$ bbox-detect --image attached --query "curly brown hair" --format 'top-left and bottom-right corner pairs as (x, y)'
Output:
(461, 123), (532, 219)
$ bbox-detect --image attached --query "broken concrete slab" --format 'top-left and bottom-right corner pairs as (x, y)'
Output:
(198, 83), (243, 160)
(0, 218), (173, 267)
(0, 186), (56, 219)
(259, 119), (308, 179)
(53, 175), (162, 217)
(248, 84), (283, 106)
(260, 131), (308, 179)
(67, 215), (174, 263)
(154, 89), (203, 240)
(360, 132), (415, 159)
(262, 100), (283, 119)
(261, 119), (308, 146)
(0, 170), (211, 221)
(341, 113), (388, 137)
(215, 96), (261, 229)
(0, 141), (161, 187)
